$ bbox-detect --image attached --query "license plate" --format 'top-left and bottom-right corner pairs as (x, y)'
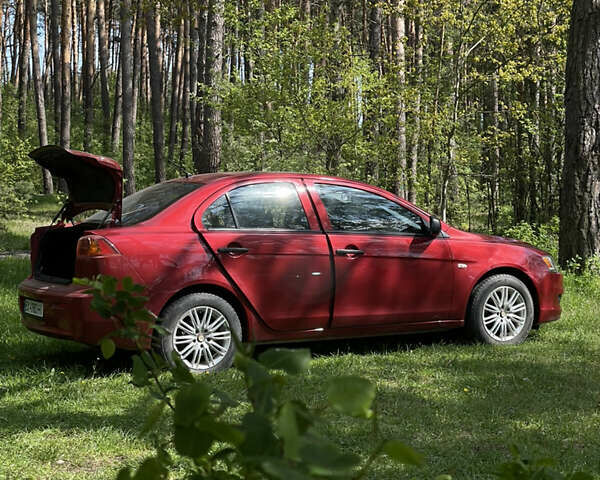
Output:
(24, 299), (44, 318)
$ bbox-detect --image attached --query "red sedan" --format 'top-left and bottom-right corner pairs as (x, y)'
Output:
(19, 146), (563, 372)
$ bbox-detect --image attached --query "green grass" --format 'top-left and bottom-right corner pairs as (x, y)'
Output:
(0, 195), (62, 253)
(2, 255), (600, 479)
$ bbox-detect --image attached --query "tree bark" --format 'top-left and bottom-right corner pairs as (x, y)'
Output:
(50, 0), (61, 143)
(60, 0), (72, 149)
(83, 0), (96, 150)
(407, 2), (422, 204)
(198, 0), (225, 173)
(29, 0), (53, 193)
(97, 0), (111, 146)
(17, 2), (29, 138)
(192, 8), (207, 172)
(145, 4), (165, 183)
(111, 46), (123, 153)
(391, 0), (406, 197)
(167, 19), (184, 165)
(560, 0), (600, 266)
(121, 0), (136, 195)
(179, 13), (191, 168)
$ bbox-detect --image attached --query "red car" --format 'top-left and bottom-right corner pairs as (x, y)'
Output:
(19, 146), (563, 372)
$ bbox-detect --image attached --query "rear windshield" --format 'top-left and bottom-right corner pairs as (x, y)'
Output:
(87, 181), (201, 226)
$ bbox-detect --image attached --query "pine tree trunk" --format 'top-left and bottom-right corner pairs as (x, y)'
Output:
(192, 8), (207, 172)
(559, 0), (600, 266)
(121, 0), (136, 195)
(60, 0), (72, 149)
(97, 0), (111, 147)
(407, 2), (422, 204)
(111, 45), (122, 152)
(17, 4), (29, 138)
(50, 0), (61, 143)
(167, 19), (184, 165)
(392, 0), (406, 197)
(198, 0), (225, 173)
(145, 4), (165, 183)
(179, 14), (191, 168)
(83, 0), (96, 150)
(28, 0), (53, 193)
(132, 2), (142, 124)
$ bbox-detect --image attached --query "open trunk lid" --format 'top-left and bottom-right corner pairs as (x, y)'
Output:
(30, 145), (123, 223)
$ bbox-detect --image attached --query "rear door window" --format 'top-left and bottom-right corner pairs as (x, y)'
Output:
(202, 183), (309, 230)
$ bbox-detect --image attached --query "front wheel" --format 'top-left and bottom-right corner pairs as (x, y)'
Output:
(467, 274), (534, 345)
(159, 293), (242, 373)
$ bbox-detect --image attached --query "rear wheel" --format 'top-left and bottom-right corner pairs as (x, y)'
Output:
(467, 274), (534, 345)
(159, 293), (241, 373)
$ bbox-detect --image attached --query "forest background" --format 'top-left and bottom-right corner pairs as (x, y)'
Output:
(0, 0), (593, 263)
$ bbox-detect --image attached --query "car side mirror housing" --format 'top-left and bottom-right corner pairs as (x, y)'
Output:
(428, 215), (442, 236)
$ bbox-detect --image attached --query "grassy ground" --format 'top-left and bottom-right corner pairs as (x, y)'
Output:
(0, 195), (61, 253)
(1, 255), (600, 479)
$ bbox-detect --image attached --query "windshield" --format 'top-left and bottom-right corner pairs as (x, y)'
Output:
(87, 181), (202, 226)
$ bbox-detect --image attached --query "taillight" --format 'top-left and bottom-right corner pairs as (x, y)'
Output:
(76, 235), (120, 257)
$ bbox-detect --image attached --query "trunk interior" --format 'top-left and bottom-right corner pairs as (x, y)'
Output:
(34, 224), (98, 284)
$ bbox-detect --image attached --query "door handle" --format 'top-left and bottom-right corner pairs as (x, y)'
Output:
(217, 247), (249, 255)
(336, 248), (364, 256)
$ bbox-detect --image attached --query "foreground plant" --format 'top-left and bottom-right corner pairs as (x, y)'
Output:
(79, 275), (424, 479)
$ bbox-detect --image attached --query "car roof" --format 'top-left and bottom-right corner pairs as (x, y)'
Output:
(172, 171), (351, 185)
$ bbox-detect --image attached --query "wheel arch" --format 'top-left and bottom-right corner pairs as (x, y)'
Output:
(466, 267), (540, 325)
(158, 283), (249, 340)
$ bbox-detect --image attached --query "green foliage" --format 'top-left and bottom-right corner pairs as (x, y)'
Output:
(494, 446), (592, 480)
(84, 275), (423, 479)
(503, 217), (559, 259)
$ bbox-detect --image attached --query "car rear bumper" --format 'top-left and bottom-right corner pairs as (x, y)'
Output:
(18, 277), (139, 349)
(537, 272), (563, 324)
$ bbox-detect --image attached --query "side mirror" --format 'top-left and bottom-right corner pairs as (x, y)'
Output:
(428, 215), (442, 236)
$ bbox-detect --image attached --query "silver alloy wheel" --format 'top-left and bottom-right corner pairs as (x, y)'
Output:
(172, 305), (232, 371)
(482, 286), (527, 341)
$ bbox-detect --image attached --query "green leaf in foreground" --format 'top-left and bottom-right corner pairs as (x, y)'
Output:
(100, 337), (116, 359)
(383, 440), (424, 467)
(327, 376), (375, 418)
(258, 348), (311, 375)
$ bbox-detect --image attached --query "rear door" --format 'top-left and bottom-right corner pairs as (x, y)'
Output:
(196, 179), (332, 332)
(307, 181), (454, 327)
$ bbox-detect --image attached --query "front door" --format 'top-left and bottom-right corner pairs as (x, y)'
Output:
(308, 182), (454, 327)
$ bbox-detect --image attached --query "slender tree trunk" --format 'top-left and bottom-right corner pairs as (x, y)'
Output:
(145, 4), (165, 183)
(111, 46), (122, 152)
(72, 0), (80, 102)
(121, 0), (136, 195)
(28, 0), (53, 193)
(83, 0), (96, 150)
(198, 0), (225, 173)
(60, 0), (72, 149)
(97, 0), (111, 147)
(167, 19), (184, 165)
(392, 0), (406, 197)
(179, 14), (191, 168)
(193, 8), (207, 171)
(559, 0), (600, 266)
(17, 3), (29, 138)
(132, 1), (142, 123)
(408, 2), (422, 204)
(50, 0), (61, 143)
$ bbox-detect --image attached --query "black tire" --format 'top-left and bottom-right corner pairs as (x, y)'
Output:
(466, 274), (534, 345)
(159, 293), (242, 373)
